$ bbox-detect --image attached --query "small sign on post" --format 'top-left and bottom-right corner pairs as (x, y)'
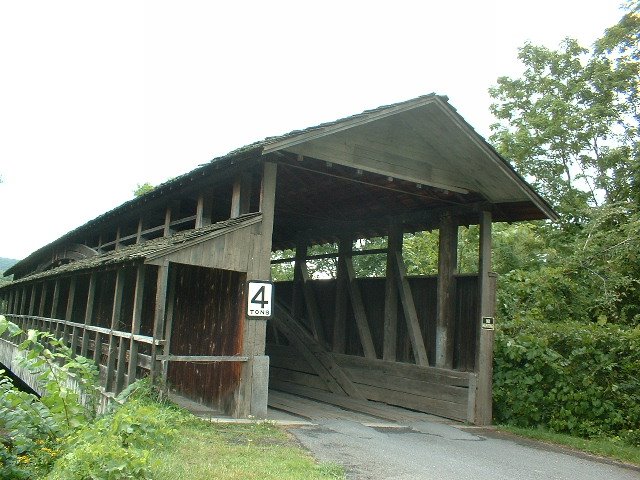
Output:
(481, 316), (495, 330)
(247, 281), (274, 319)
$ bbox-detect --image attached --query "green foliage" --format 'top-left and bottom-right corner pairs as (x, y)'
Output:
(0, 315), (99, 479)
(133, 182), (155, 198)
(494, 319), (640, 443)
(48, 380), (184, 480)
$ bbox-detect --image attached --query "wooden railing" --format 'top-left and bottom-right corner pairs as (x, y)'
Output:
(3, 314), (162, 394)
(2, 314), (250, 398)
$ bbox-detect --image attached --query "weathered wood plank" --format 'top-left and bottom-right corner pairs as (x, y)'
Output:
(156, 355), (249, 362)
(475, 210), (495, 426)
(331, 353), (470, 386)
(81, 273), (97, 357)
(332, 237), (349, 354)
(357, 384), (467, 421)
(127, 264), (145, 386)
(343, 257), (377, 359)
(151, 263), (169, 381)
(436, 213), (457, 369)
(106, 268), (125, 391)
(393, 251), (429, 366)
(383, 225), (401, 361)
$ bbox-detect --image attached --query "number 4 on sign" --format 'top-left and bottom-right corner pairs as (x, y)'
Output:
(247, 281), (274, 318)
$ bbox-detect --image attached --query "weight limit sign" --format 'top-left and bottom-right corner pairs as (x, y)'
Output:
(246, 281), (274, 319)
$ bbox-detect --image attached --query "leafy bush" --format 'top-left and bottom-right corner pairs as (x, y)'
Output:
(494, 319), (640, 444)
(0, 315), (99, 479)
(48, 379), (186, 480)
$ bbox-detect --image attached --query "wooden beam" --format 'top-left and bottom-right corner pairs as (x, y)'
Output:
(343, 255), (377, 359)
(151, 262), (169, 382)
(297, 255), (326, 345)
(393, 251), (429, 366)
(332, 237), (350, 353)
(436, 213), (458, 369)
(81, 273), (97, 357)
(475, 210), (495, 425)
(383, 224), (402, 361)
(291, 243), (306, 321)
(50, 280), (61, 337)
(66, 278), (78, 356)
(161, 266), (178, 387)
(19, 286), (28, 315)
(136, 218), (144, 243)
(127, 264), (146, 386)
(230, 171), (252, 219)
(163, 206), (173, 237)
(195, 193), (213, 228)
(106, 268), (126, 391)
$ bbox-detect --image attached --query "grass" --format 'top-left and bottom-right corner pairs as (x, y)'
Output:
(150, 419), (345, 480)
(497, 425), (640, 467)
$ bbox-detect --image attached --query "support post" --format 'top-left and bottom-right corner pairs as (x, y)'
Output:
(51, 279), (61, 337)
(127, 264), (146, 386)
(151, 262), (170, 382)
(475, 210), (495, 425)
(332, 237), (350, 353)
(436, 213), (458, 369)
(66, 278), (78, 356)
(383, 224), (402, 361)
(236, 162), (276, 418)
(19, 286), (28, 315)
(160, 266), (177, 388)
(195, 193), (213, 228)
(81, 273), (97, 357)
(230, 171), (252, 218)
(106, 268), (126, 392)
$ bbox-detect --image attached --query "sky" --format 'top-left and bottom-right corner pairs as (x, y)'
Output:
(0, 0), (627, 261)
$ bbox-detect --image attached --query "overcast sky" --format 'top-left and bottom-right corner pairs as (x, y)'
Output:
(0, 1), (626, 260)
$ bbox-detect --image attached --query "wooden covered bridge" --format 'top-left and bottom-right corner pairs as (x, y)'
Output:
(0, 94), (556, 424)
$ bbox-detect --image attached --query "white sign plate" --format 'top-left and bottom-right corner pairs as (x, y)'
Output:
(481, 316), (495, 330)
(247, 281), (274, 318)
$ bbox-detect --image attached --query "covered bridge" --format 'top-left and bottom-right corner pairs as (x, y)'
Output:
(0, 94), (556, 423)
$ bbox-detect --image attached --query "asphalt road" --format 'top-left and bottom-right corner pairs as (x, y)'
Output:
(289, 418), (639, 480)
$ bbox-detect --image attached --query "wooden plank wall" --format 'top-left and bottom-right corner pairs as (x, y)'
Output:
(269, 275), (478, 371)
(267, 275), (478, 421)
(167, 263), (246, 415)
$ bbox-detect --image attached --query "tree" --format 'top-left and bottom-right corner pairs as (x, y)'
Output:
(488, 3), (640, 326)
(133, 183), (155, 197)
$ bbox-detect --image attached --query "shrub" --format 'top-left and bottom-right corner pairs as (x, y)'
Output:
(494, 319), (640, 444)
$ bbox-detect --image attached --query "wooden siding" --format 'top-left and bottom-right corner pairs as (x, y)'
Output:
(167, 264), (246, 414)
(270, 275), (478, 371)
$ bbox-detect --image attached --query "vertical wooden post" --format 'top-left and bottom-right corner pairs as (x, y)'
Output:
(20, 286), (28, 315)
(195, 193), (212, 228)
(230, 171), (252, 218)
(163, 207), (173, 237)
(475, 210), (495, 425)
(436, 213), (458, 369)
(50, 279), (61, 337)
(127, 264), (146, 386)
(291, 242), (306, 320)
(28, 284), (37, 333)
(236, 162), (276, 418)
(293, 243), (325, 344)
(38, 282), (49, 332)
(136, 218), (144, 243)
(151, 262), (169, 382)
(160, 266), (178, 387)
(333, 237), (350, 354)
(66, 278), (78, 356)
(81, 273), (97, 357)
(383, 225), (402, 361)
(115, 227), (121, 250)
(106, 268), (125, 391)
(7, 290), (15, 314)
